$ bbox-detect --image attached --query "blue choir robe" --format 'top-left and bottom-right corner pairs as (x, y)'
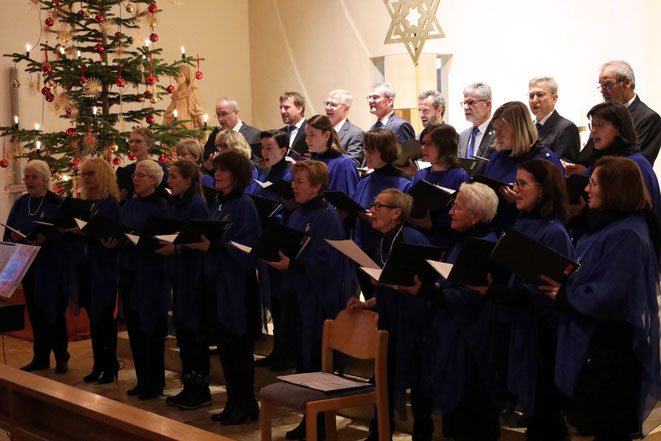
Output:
(70, 197), (121, 322)
(419, 225), (501, 413)
(165, 190), (209, 339)
(555, 213), (661, 427)
(498, 216), (573, 415)
(281, 196), (354, 369)
(120, 161), (170, 201)
(246, 158), (292, 198)
(411, 166), (471, 250)
(119, 193), (169, 334)
(3, 192), (66, 324)
(352, 164), (412, 256)
(204, 190), (268, 338)
(311, 150), (359, 196)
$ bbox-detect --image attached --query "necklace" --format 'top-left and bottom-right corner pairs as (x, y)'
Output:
(27, 195), (45, 217)
(378, 224), (403, 266)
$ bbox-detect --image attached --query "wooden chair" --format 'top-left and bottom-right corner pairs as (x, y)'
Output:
(259, 309), (389, 441)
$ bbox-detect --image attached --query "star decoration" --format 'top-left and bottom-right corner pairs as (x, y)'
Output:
(8, 140), (23, 159)
(383, 0), (444, 65)
(117, 114), (126, 130)
(26, 74), (40, 96)
(112, 42), (126, 57)
(83, 133), (97, 154)
(82, 77), (102, 98)
(100, 20), (114, 35)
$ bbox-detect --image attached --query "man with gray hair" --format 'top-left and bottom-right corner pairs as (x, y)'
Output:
(458, 82), (495, 174)
(417, 89), (445, 130)
(528, 76), (579, 161)
(204, 97), (261, 159)
(325, 89), (365, 166)
(368, 82), (415, 146)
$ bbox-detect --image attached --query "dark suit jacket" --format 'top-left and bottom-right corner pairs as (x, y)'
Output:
(337, 119), (365, 167)
(281, 119), (308, 157)
(371, 113), (415, 147)
(537, 110), (580, 161)
(458, 120), (496, 175)
(203, 122), (262, 159)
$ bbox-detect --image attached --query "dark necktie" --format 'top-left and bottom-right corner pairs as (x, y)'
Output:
(535, 122), (543, 131)
(374, 120), (383, 129)
(467, 126), (480, 158)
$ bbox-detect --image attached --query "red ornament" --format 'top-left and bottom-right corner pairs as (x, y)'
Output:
(0, 159), (9, 168)
(169, 152), (176, 160)
(128, 152), (135, 160)
(79, 76), (88, 84)
(158, 155), (168, 164)
(45, 17), (55, 27)
(146, 115), (155, 125)
(114, 31), (122, 38)
(93, 43), (104, 54)
(116, 77), (126, 87)
(95, 14), (104, 23)
(146, 74), (156, 85)
(144, 90), (153, 97)
(71, 158), (80, 169)
(166, 85), (175, 94)
(65, 108), (72, 116)
(148, 3), (157, 13)
(41, 86), (51, 96)
(77, 9), (85, 16)
(45, 93), (55, 102)
(195, 71), (203, 80)
(53, 185), (63, 194)
(42, 63), (52, 74)
(149, 33), (158, 43)
(28, 150), (39, 160)
(138, 96), (144, 102)
(65, 128), (77, 137)
(113, 157), (122, 166)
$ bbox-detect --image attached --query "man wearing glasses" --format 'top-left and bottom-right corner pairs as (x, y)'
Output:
(528, 76), (580, 161)
(203, 97), (261, 159)
(324, 89), (364, 167)
(367, 82), (415, 147)
(458, 82), (495, 175)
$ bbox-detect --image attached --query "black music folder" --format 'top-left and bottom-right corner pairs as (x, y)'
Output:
(393, 139), (423, 168)
(408, 179), (456, 218)
(35, 198), (96, 229)
(456, 158), (483, 176)
(203, 185), (220, 203)
(445, 237), (498, 286)
(75, 215), (132, 245)
(253, 179), (294, 200)
(156, 220), (232, 245)
(230, 223), (310, 262)
(472, 174), (514, 192)
(565, 174), (590, 204)
(490, 228), (580, 285)
(248, 193), (283, 222)
(323, 190), (368, 217)
(361, 241), (444, 286)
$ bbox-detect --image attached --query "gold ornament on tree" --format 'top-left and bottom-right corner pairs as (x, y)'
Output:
(83, 133), (97, 154)
(10, 79), (20, 89)
(125, 3), (136, 13)
(82, 77), (102, 97)
(26, 74), (40, 96)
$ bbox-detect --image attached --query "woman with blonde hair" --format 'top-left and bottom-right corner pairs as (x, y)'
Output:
(216, 129), (258, 181)
(74, 157), (122, 383)
(176, 138), (215, 188)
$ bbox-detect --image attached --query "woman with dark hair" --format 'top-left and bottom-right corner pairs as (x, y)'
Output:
(156, 160), (211, 410)
(267, 160), (354, 439)
(474, 159), (573, 441)
(3, 160), (69, 374)
(305, 114), (359, 196)
(351, 128), (412, 299)
(118, 127), (169, 203)
(189, 150), (265, 425)
(75, 157), (122, 384)
(584, 101), (661, 217)
(246, 129), (292, 199)
(409, 123), (470, 250)
(541, 156), (661, 441)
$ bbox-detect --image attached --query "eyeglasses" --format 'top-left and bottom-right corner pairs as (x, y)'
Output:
(588, 121), (612, 131)
(216, 112), (234, 119)
(420, 141), (434, 147)
(366, 94), (385, 101)
(493, 128), (508, 136)
(81, 171), (95, 177)
(528, 92), (548, 100)
(588, 179), (599, 187)
(134, 172), (148, 178)
(460, 99), (486, 107)
(215, 143), (228, 149)
(323, 101), (342, 108)
(597, 80), (623, 91)
(370, 202), (397, 210)
(514, 179), (539, 190)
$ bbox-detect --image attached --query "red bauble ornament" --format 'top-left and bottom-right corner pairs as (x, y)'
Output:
(95, 14), (104, 22)
(28, 150), (39, 160)
(65, 108), (73, 116)
(42, 63), (52, 74)
(146, 75), (156, 85)
(138, 96), (144, 102)
(128, 152), (135, 160)
(77, 9), (85, 16)
(53, 185), (63, 194)
(166, 85), (175, 94)
(79, 76), (88, 84)
(116, 78), (126, 87)
(195, 71), (203, 80)
(113, 157), (122, 166)
(148, 3), (157, 13)
(114, 31), (122, 38)
(0, 159), (9, 168)
(144, 90), (153, 97)
(45, 17), (54, 26)
(71, 158), (80, 169)
(149, 33), (158, 43)
(169, 152), (176, 160)
(65, 128), (77, 137)
(158, 155), (168, 164)
(41, 86), (51, 96)
(146, 115), (155, 125)
(45, 93), (55, 102)
(93, 43), (104, 54)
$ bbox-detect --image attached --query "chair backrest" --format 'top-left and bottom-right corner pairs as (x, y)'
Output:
(320, 310), (388, 374)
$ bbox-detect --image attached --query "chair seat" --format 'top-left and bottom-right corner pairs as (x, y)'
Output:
(259, 381), (375, 410)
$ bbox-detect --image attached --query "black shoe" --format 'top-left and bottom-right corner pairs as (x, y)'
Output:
(286, 418), (306, 440)
(270, 358), (295, 372)
(255, 353), (279, 367)
(54, 361), (68, 374)
(211, 398), (238, 422)
(139, 387), (163, 400)
(285, 415), (326, 441)
(84, 365), (103, 383)
(166, 388), (212, 410)
(126, 385), (142, 396)
(20, 360), (49, 372)
(220, 400), (259, 426)
(98, 360), (119, 384)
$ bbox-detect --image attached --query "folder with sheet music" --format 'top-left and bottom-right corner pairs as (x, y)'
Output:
(472, 174), (513, 192)
(155, 220), (232, 245)
(426, 237), (498, 286)
(408, 179), (456, 218)
(34, 197), (96, 229)
(252, 179), (294, 200)
(230, 223), (310, 262)
(323, 190), (368, 217)
(74, 215), (132, 246)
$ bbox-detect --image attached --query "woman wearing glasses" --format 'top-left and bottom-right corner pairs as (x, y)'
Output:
(118, 128), (169, 203)
(175, 138), (215, 188)
(541, 156), (661, 441)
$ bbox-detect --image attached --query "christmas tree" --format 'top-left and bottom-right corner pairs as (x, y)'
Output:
(1, 0), (206, 194)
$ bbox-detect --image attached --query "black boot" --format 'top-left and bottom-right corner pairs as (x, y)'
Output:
(83, 360), (103, 382)
(285, 414), (326, 440)
(167, 371), (212, 410)
(98, 359), (119, 384)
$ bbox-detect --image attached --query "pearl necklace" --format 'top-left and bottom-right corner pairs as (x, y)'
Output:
(27, 195), (45, 217)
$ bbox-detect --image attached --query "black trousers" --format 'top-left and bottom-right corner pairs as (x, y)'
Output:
(89, 309), (118, 372)
(22, 275), (69, 365)
(269, 292), (297, 362)
(212, 324), (256, 405)
(176, 324), (210, 377)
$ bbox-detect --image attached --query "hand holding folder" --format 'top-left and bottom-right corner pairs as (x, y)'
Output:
(252, 179), (295, 201)
(230, 223), (310, 263)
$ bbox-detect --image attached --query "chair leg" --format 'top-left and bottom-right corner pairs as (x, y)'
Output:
(376, 402), (390, 441)
(305, 410), (317, 441)
(325, 411), (337, 441)
(260, 398), (272, 441)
